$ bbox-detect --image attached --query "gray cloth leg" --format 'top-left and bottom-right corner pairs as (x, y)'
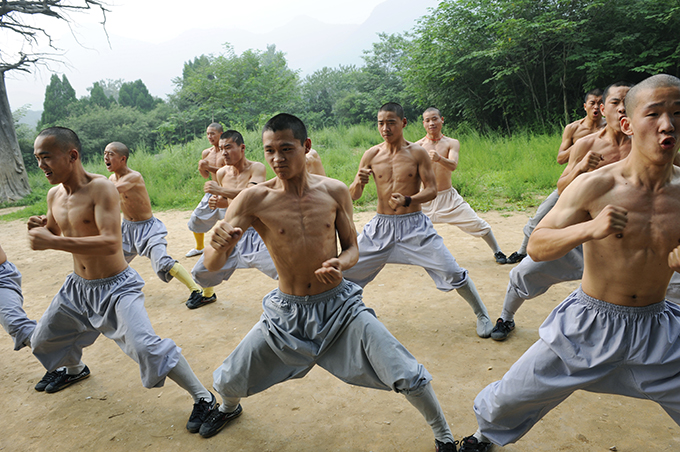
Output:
(404, 382), (454, 443)
(500, 282), (525, 322)
(167, 354), (211, 403)
(456, 279), (493, 337)
(481, 230), (502, 254)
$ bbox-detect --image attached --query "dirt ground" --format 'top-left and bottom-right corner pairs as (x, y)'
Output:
(0, 208), (678, 452)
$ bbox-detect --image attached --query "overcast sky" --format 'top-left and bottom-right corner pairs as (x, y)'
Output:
(5, 0), (437, 112)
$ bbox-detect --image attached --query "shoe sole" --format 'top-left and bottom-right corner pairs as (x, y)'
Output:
(45, 373), (90, 393)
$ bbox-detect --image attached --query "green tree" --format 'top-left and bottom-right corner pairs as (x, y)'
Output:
(172, 44), (300, 129)
(88, 81), (112, 108)
(119, 79), (159, 112)
(403, 0), (680, 133)
(39, 74), (77, 127)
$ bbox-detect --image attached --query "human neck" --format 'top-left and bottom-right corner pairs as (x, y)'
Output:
(426, 131), (444, 142)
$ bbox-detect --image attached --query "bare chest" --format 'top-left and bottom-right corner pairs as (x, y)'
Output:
(371, 153), (419, 189)
(52, 191), (99, 237)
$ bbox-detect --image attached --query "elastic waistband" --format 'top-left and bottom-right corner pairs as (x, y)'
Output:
(276, 279), (355, 304)
(576, 286), (667, 316)
(69, 266), (134, 288)
(122, 216), (155, 225)
(374, 211), (425, 220)
(437, 187), (456, 194)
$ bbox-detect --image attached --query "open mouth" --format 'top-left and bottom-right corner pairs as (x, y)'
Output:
(661, 136), (676, 149)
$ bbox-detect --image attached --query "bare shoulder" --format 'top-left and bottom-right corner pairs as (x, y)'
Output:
(201, 147), (213, 159)
(249, 160), (266, 171)
(363, 143), (383, 161)
(406, 141), (429, 159)
(566, 161), (619, 200)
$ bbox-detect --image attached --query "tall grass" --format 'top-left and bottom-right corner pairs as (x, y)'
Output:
(1, 123), (563, 220)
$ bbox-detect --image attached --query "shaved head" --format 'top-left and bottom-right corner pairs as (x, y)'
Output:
(107, 142), (130, 161)
(625, 74), (680, 118)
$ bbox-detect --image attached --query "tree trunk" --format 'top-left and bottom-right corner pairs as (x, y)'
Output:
(0, 71), (31, 203)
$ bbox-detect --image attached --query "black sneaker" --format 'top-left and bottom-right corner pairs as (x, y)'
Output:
(186, 291), (217, 309)
(435, 439), (459, 451)
(35, 370), (61, 392)
(494, 251), (507, 264)
(186, 393), (216, 433)
(490, 318), (515, 341)
(458, 435), (492, 452)
(45, 366), (91, 393)
(506, 251), (526, 264)
(199, 404), (243, 438)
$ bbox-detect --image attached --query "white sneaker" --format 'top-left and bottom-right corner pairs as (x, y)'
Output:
(185, 248), (204, 258)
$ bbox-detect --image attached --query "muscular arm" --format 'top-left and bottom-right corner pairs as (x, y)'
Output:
(109, 172), (141, 194)
(203, 189), (257, 272)
(349, 150), (374, 201)
(528, 173), (627, 261)
(429, 140), (459, 172)
(556, 123), (577, 164)
(314, 183), (359, 284)
(556, 138), (600, 194)
(198, 149), (225, 179)
(29, 180), (122, 255)
(410, 147), (438, 204)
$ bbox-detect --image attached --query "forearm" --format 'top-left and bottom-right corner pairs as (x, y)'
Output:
(45, 234), (120, 255)
(436, 158), (457, 172)
(411, 185), (437, 204)
(209, 186), (242, 199)
(203, 243), (235, 272)
(527, 223), (592, 261)
(349, 180), (365, 201)
(556, 147), (571, 165)
(337, 246), (359, 272)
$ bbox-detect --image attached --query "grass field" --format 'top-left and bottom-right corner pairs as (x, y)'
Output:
(0, 123), (563, 220)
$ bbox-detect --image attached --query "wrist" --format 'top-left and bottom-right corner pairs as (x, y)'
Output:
(403, 196), (412, 207)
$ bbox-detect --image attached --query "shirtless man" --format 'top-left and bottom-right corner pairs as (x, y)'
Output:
(186, 123), (226, 257)
(459, 74), (680, 452)
(305, 148), (326, 176)
(26, 127), (215, 433)
(507, 88), (607, 264)
(198, 114), (457, 451)
(556, 88), (606, 165)
(188, 130), (277, 309)
(490, 83), (633, 341)
(343, 102), (494, 338)
(104, 142), (205, 306)
(417, 107), (507, 264)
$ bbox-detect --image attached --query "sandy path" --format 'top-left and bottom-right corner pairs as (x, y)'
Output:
(0, 208), (677, 451)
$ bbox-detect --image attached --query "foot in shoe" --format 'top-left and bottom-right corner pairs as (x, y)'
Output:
(435, 438), (459, 451)
(458, 435), (492, 451)
(187, 393), (217, 433)
(494, 251), (507, 264)
(45, 366), (91, 393)
(476, 315), (493, 338)
(185, 248), (204, 258)
(490, 318), (515, 341)
(35, 369), (61, 392)
(199, 404), (243, 438)
(506, 251), (526, 264)
(186, 291), (217, 309)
